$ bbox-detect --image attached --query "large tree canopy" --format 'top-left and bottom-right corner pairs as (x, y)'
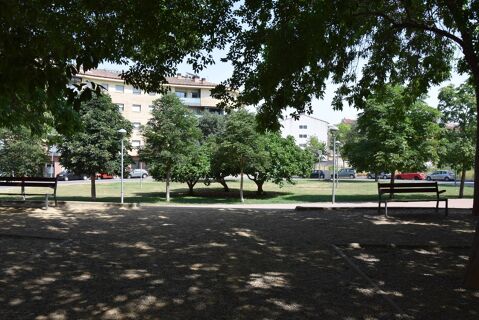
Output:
(212, 0), (479, 287)
(343, 85), (441, 177)
(438, 82), (477, 198)
(58, 94), (132, 200)
(0, 1), (234, 133)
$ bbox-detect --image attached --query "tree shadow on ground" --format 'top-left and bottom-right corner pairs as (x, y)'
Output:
(0, 206), (478, 319)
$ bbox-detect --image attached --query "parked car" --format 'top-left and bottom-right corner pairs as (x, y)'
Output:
(128, 169), (149, 179)
(395, 172), (426, 180)
(331, 168), (356, 179)
(310, 170), (325, 179)
(367, 172), (391, 179)
(57, 170), (88, 181)
(96, 173), (114, 179)
(426, 170), (455, 181)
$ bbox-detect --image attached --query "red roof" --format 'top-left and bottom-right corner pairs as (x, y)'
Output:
(80, 69), (217, 87)
(341, 118), (356, 125)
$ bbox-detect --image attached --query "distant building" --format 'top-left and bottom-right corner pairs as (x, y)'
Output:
(75, 69), (223, 168)
(280, 114), (330, 148)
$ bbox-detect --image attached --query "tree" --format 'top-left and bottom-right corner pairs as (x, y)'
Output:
(211, 2), (479, 286)
(0, 1), (234, 134)
(220, 110), (259, 202)
(246, 133), (313, 194)
(438, 83), (476, 198)
(0, 127), (48, 177)
(198, 112), (232, 191)
(305, 136), (327, 167)
(198, 112), (226, 138)
(140, 94), (201, 202)
(342, 85), (441, 183)
(172, 144), (210, 195)
(58, 95), (132, 200)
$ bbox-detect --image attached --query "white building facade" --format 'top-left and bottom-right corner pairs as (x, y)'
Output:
(280, 114), (330, 148)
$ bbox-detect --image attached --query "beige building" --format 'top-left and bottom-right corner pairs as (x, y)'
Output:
(77, 69), (223, 168)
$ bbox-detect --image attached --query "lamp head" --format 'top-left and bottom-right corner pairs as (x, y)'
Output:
(118, 128), (127, 135)
(328, 125), (339, 133)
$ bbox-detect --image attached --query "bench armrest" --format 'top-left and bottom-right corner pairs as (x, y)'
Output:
(438, 190), (446, 194)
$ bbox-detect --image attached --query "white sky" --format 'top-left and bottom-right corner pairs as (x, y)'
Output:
(101, 48), (469, 125)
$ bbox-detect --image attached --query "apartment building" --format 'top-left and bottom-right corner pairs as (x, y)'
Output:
(77, 69), (223, 167)
(280, 114), (330, 148)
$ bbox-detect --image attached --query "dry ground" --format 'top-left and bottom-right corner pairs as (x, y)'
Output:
(0, 204), (478, 319)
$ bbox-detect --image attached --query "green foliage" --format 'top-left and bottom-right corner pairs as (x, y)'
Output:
(172, 144), (211, 195)
(140, 94), (202, 199)
(0, 127), (48, 176)
(198, 112), (226, 138)
(246, 133), (313, 194)
(58, 94), (132, 198)
(0, 1), (235, 133)
(437, 82), (476, 197)
(305, 136), (327, 163)
(342, 85), (441, 175)
(213, 1), (477, 132)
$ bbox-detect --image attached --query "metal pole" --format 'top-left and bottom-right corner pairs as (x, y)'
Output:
(51, 148), (54, 178)
(120, 137), (124, 204)
(332, 134), (336, 204)
(140, 160), (143, 189)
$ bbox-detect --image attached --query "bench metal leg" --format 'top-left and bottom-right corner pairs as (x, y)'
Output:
(45, 194), (49, 210)
(384, 201), (388, 217)
(445, 199), (448, 217)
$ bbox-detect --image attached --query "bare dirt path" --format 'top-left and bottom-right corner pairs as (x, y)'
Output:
(0, 204), (478, 319)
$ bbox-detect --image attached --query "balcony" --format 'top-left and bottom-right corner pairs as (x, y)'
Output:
(179, 97), (201, 106)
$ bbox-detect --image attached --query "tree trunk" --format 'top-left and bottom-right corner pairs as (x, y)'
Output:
(240, 164), (244, 203)
(218, 177), (230, 192)
(459, 165), (466, 198)
(90, 174), (96, 200)
(255, 180), (264, 195)
(464, 67), (479, 288)
(374, 172), (379, 182)
(166, 170), (171, 202)
(389, 170), (395, 199)
(187, 180), (197, 195)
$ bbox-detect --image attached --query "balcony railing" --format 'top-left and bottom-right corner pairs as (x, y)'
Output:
(179, 97), (201, 106)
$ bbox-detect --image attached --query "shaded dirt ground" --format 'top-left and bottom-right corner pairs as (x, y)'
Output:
(0, 204), (478, 319)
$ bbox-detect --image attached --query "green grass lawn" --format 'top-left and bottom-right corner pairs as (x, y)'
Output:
(2, 178), (467, 204)
(0, 178), (473, 204)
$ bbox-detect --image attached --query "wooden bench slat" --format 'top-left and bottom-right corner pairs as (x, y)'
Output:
(380, 188), (439, 194)
(378, 182), (438, 188)
(377, 181), (447, 217)
(0, 177), (58, 209)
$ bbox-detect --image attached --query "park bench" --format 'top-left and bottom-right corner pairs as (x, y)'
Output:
(378, 182), (448, 217)
(0, 177), (58, 209)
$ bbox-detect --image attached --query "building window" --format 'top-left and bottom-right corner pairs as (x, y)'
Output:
(117, 104), (124, 112)
(191, 90), (200, 98)
(175, 90), (186, 98)
(132, 140), (141, 148)
(148, 92), (156, 96)
(132, 104), (141, 112)
(132, 122), (141, 130)
(148, 105), (154, 112)
(299, 134), (308, 138)
(115, 85), (124, 93)
(132, 87), (141, 95)
(299, 125), (308, 129)
(300, 144), (307, 147)
(100, 83), (109, 91)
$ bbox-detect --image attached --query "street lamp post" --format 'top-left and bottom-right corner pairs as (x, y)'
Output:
(335, 141), (341, 188)
(329, 125), (339, 204)
(118, 129), (127, 204)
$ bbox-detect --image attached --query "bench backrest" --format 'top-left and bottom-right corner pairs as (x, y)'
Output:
(0, 177), (58, 189)
(378, 182), (439, 195)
